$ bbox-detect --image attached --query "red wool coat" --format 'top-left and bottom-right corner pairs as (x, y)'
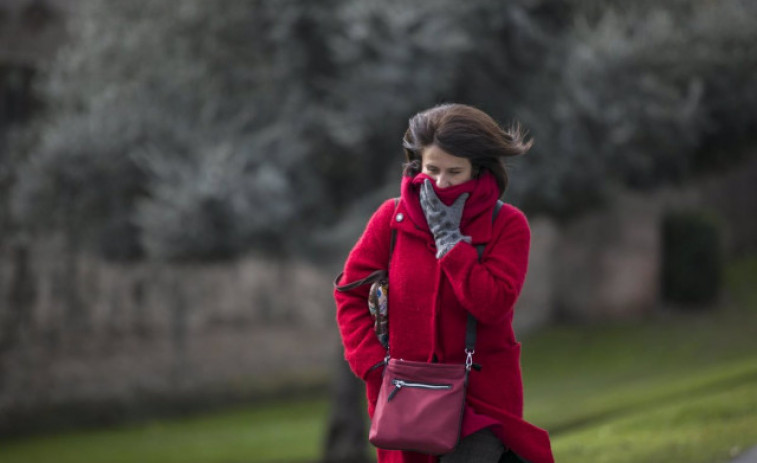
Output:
(334, 172), (554, 463)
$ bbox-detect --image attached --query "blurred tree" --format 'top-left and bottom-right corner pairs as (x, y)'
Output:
(509, 0), (757, 220)
(12, 0), (339, 261)
(12, 0), (756, 257)
(662, 210), (724, 308)
(321, 360), (369, 463)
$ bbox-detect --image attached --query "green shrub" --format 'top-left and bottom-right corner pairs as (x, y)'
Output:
(661, 210), (723, 307)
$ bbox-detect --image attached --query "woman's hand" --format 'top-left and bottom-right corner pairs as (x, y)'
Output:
(420, 179), (472, 258)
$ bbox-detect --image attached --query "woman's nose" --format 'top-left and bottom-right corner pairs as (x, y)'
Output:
(436, 175), (450, 188)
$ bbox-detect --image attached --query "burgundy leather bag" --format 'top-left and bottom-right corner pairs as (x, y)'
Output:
(368, 355), (471, 454)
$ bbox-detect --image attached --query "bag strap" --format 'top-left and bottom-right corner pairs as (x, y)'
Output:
(334, 198), (400, 292)
(333, 269), (386, 291)
(390, 198), (398, 256)
(465, 200), (504, 356)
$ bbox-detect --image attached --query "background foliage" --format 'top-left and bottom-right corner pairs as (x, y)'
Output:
(5, 0), (757, 261)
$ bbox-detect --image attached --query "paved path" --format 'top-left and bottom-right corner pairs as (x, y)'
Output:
(731, 446), (757, 463)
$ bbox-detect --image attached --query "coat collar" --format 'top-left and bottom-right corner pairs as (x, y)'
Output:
(391, 171), (501, 245)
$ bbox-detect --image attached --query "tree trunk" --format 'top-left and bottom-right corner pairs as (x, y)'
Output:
(61, 229), (87, 335)
(170, 273), (189, 389)
(321, 356), (371, 463)
(1, 239), (36, 354)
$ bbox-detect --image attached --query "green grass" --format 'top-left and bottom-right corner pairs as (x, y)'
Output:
(0, 399), (328, 463)
(520, 252), (757, 463)
(522, 313), (757, 434)
(551, 379), (757, 463)
(525, 339), (757, 463)
(1, 254), (756, 463)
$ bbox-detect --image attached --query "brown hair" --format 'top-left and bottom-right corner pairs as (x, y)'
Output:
(402, 103), (532, 195)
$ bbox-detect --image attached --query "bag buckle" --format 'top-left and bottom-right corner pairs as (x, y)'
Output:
(465, 348), (475, 371)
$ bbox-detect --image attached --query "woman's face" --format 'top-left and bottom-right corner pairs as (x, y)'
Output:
(420, 145), (473, 188)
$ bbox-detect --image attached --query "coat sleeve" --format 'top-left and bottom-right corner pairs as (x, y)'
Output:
(334, 199), (395, 382)
(439, 205), (531, 325)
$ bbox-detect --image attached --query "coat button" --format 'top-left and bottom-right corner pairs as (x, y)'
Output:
(396, 213), (404, 222)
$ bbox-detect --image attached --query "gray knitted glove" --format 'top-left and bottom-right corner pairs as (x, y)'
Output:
(420, 179), (472, 258)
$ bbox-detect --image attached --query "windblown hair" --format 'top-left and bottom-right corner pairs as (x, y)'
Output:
(402, 103), (533, 196)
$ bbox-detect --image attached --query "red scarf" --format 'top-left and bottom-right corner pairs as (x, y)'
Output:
(400, 171), (500, 233)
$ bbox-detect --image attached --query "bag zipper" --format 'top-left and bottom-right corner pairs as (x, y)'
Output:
(387, 379), (452, 401)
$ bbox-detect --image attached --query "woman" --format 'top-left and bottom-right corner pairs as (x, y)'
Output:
(334, 103), (554, 463)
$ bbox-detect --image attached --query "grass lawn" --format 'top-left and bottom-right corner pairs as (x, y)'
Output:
(522, 253), (757, 462)
(1, 255), (756, 463)
(0, 399), (329, 463)
(524, 313), (757, 463)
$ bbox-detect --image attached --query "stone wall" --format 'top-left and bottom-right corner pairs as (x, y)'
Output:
(517, 154), (757, 324)
(0, 242), (339, 435)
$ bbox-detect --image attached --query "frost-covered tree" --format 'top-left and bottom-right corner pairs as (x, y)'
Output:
(11, 0), (556, 260)
(10, 0), (757, 260)
(13, 0), (341, 260)
(509, 0), (757, 219)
